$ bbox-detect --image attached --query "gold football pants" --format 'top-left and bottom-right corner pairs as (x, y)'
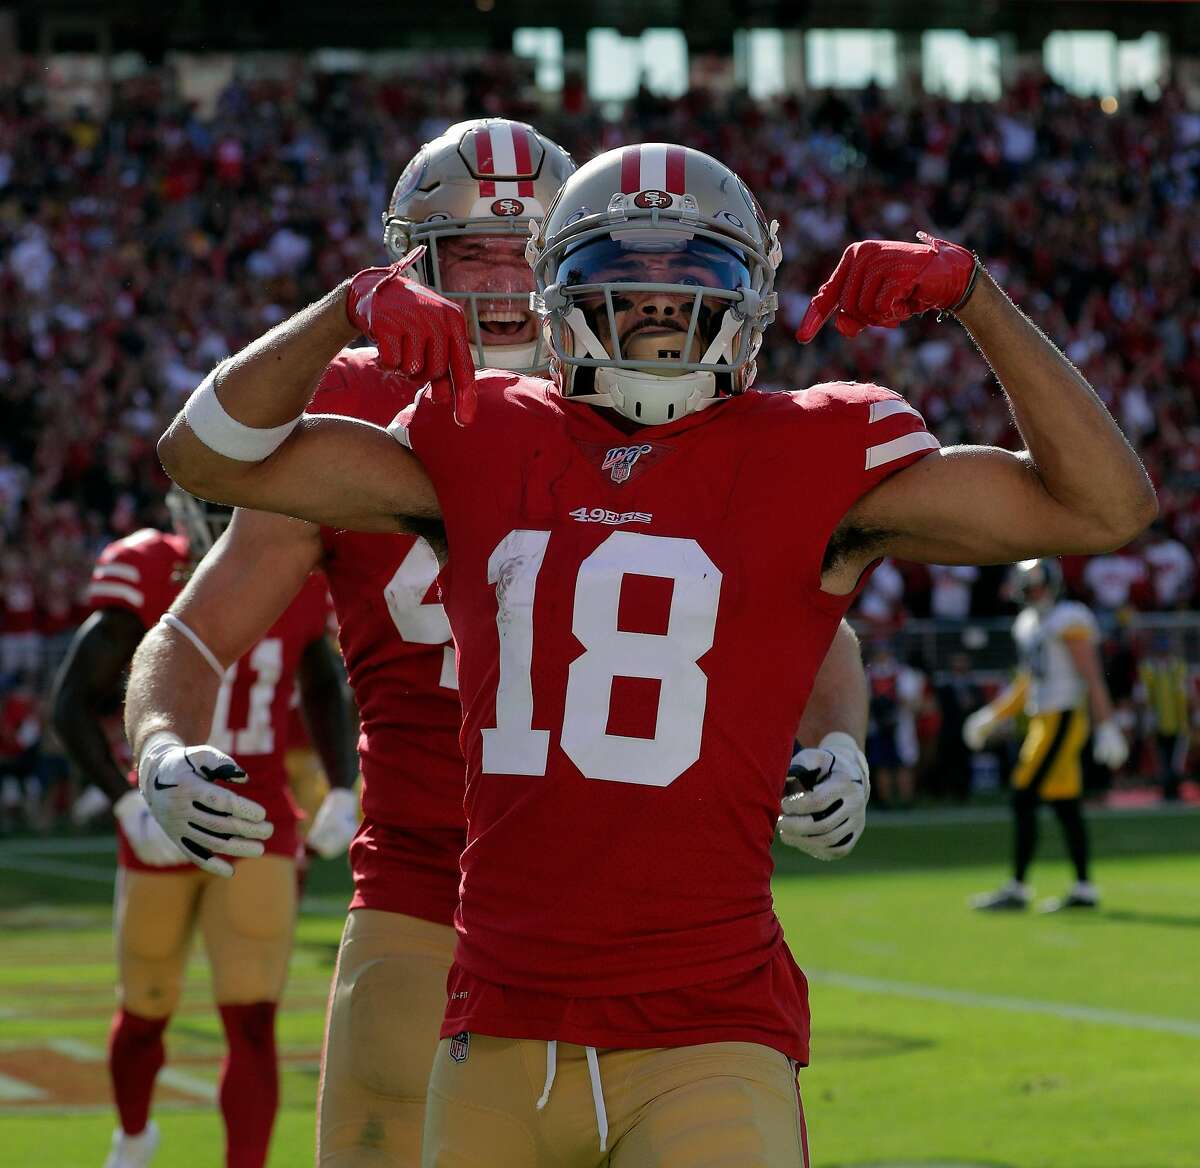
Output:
(423, 1035), (810, 1168)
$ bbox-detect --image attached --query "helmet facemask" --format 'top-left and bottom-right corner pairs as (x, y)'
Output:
(386, 217), (549, 373)
(166, 486), (232, 559)
(1011, 558), (1063, 611)
(381, 119), (575, 376)
(532, 204), (779, 426)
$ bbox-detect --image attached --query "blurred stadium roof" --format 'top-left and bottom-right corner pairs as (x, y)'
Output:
(7, 0), (1200, 56)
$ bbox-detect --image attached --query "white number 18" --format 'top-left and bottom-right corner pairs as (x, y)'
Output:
(482, 529), (722, 788)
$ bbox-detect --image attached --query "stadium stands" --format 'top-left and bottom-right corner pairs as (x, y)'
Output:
(1, 55), (1195, 805)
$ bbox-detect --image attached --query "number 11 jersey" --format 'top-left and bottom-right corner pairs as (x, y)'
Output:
(393, 373), (938, 1062)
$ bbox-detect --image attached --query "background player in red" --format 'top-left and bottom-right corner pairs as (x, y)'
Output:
(125, 119), (577, 1167)
(50, 489), (356, 1168)
(156, 141), (1154, 1164)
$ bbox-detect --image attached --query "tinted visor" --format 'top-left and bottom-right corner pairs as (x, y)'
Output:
(555, 235), (752, 291)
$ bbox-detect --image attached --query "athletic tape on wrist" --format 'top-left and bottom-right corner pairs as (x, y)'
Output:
(137, 730), (185, 790)
(183, 365), (301, 462)
(160, 613), (230, 682)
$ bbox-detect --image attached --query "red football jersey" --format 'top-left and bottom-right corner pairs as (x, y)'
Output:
(86, 529), (331, 871)
(311, 347), (467, 924)
(393, 375), (938, 1062)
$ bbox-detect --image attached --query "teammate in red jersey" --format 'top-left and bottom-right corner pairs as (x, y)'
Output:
(51, 492), (356, 1168)
(159, 140), (1155, 1165)
(132, 124), (869, 1166)
(124, 120), (578, 1166)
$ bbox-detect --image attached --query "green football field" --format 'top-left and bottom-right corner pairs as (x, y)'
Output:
(1, 805), (1197, 1168)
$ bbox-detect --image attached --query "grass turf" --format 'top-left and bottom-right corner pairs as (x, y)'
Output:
(0, 805), (1196, 1168)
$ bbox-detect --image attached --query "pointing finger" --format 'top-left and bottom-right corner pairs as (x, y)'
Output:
(795, 248), (854, 344)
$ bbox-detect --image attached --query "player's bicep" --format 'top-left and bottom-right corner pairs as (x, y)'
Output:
(848, 445), (1099, 566)
(162, 413), (439, 532)
(170, 509), (324, 667)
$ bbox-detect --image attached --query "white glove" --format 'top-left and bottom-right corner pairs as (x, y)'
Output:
(779, 732), (870, 861)
(963, 709), (995, 752)
(113, 790), (188, 866)
(71, 783), (112, 826)
(306, 788), (360, 859)
(138, 732), (273, 877)
(1093, 719), (1128, 770)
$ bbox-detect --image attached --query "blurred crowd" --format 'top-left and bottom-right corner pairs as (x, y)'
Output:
(2, 54), (1198, 816)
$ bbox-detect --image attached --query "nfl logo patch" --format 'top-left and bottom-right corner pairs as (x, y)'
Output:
(448, 1031), (470, 1063)
(601, 443), (653, 484)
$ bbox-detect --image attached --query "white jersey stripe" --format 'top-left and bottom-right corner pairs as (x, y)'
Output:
(86, 581), (146, 608)
(864, 430), (939, 470)
(639, 145), (668, 191)
(92, 562), (141, 583)
(868, 399), (924, 425)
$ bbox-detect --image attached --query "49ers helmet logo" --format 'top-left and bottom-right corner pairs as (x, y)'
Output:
(633, 189), (673, 209)
(491, 198), (526, 217)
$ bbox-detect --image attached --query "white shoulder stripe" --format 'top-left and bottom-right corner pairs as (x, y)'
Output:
(865, 430), (940, 470)
(87, 581), (146, 608)
(869, 398), (924, 425)
(93, 562), (141, 583)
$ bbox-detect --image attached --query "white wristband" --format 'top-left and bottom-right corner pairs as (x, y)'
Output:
(137, 730), (185, 791)
(183, 365), (301, 462)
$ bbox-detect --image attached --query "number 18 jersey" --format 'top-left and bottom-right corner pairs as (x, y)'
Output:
(393, 374), (937, 1061)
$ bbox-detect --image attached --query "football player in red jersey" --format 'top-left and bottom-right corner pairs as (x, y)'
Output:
(158, 141), (1155, 1165)
(126, 121), (869, 1166)
(50, 490), (356, 1168)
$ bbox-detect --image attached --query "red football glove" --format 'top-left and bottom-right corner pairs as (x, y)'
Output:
(796, 232), (979, 343)
(345, 247), (477, 425)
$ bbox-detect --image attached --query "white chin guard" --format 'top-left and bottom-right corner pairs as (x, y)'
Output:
(478, 340), (541, 372)
(592, 367), (717, 426)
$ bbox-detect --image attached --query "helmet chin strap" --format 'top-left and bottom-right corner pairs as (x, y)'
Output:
(562, 305), (743, 426)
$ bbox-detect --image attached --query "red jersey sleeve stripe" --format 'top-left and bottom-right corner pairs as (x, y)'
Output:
(620, 146), (640, 193)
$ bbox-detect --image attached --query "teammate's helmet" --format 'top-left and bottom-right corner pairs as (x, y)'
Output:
(1011, 558), (1063, 607)
(166, 486), (231, 558)
(382, 119), (575, 373)
(527, 143), (782, 425)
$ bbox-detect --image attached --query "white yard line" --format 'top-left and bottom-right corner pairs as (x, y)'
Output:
(0, 1072), (47, 1102)
(45, 1039), (104, 1060)
(43, 1039), (216, 1102)
(157, 1068), (218, 1102)
(808, 969), (1200, 1039)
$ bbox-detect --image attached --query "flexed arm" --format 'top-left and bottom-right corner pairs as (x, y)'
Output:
(801, 237), (1158, 591)
(158, 260), (475, 531)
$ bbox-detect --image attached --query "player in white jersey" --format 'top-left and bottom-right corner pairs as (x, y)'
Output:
(963, 559), (1128, 911)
